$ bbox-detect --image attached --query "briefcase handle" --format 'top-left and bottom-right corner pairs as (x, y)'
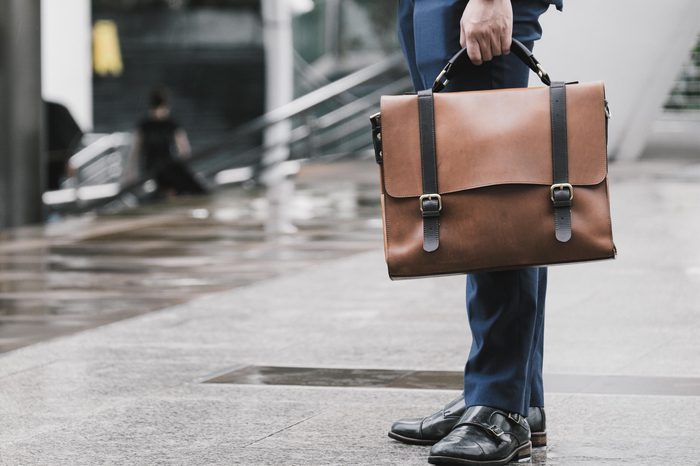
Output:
(432, 38), (552, 92)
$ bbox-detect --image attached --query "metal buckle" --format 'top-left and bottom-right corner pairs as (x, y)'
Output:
(534, 62), (551, 85)
(419, 193), (442, 213)
(487, 425), (505, 437)
(550, 183), (573, 202)
(433, 63), (452, 91)
(435, 69), (447, 85)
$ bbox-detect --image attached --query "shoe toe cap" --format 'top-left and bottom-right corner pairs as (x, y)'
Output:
(430, 432), (484, 459)
(390, 417), (423, 437)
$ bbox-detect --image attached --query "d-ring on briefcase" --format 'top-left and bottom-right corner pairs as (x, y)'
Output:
(370, 39), (616, 279)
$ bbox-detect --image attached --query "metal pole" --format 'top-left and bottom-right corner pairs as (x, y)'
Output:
(261, 0), (294, 174)
(324, 0), (341, 58)
(261, 0), (298, 234)
(0, 0), (45, 229)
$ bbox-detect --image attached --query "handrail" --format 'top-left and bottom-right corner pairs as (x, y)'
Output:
(189, 77), (412, 178)
(68, 132), (131, 171)
(186, 52), (405, 163)
(293, 51), (357, 105)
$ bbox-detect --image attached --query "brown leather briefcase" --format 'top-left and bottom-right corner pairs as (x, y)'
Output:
(370, 40), (616, 279)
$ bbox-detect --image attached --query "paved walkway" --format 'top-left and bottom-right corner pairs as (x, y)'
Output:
(0, 161), (381, 353)
(2, 159), (700, 465)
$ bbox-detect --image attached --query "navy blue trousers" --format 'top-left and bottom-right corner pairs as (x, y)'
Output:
(398, 0), (550, 416)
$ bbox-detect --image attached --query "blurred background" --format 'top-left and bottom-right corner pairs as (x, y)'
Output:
(1, 0), (698, 227)
(2, 2), (700, 464)
(0, 0), (698, 368)
(1, 0), (414, 351)
(6, 0), (407, 223)
(0, 0), (699, 358)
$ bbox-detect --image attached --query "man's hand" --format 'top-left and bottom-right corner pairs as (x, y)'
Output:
(459, 0), (513, 65)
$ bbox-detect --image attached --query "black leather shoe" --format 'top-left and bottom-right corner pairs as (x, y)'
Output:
(388, 395), (466, 445)
(388, 395), (547, 447)
(428, 406), (531, 465)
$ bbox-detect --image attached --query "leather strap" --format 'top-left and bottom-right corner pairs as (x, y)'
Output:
(453, 406), (525, 440)
(459, 421), (507, 440)
(417, 89), (440, 252)
(549, 82), (572, 242)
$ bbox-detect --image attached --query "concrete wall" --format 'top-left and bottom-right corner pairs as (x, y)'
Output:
(41, 0), (93, 131)
(533, 0), (700, 160)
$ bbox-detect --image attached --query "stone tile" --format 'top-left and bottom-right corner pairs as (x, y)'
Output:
(0, 160), (700, 464)
(0, 161), (383, 353)
(1, 396), (321, 466)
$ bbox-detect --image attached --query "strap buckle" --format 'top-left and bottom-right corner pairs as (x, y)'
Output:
(486, 425), (505, 437)
(507, 412), (524, 425)
(550, 183), (573, 203)
(419, 193), (442, 215)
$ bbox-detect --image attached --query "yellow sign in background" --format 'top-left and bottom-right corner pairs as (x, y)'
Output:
(93, 20), (123, 77)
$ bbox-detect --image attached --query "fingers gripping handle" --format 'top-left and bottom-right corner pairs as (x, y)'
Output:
(432, 38), (552, 92)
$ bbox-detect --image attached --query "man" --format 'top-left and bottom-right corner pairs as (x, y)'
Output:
(388, 0), (561, 464)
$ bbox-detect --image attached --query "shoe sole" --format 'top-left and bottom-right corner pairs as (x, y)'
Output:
(531, 431), (547, 448)
(387, 431), (437, 446)
(427, 441), (532, 465)
(389, 431), (546, 448)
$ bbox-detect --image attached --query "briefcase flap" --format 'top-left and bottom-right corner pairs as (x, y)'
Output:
(380, 81), (608, 199)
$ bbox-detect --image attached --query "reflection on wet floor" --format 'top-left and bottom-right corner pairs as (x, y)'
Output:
(0, 160), (383, 353)
(206, 365), (700, 397)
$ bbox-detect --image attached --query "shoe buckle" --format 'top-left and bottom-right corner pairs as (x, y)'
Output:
(487, 425), (504, 437)
(507, 412), (524, 425)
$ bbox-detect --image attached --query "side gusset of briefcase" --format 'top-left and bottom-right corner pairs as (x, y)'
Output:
(370, 40), (616, 279)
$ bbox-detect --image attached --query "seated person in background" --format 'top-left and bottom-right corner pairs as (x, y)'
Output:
(125, 87), (206, 197)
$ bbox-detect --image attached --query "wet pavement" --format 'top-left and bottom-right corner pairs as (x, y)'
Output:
(0, 160), (382, 353)
(206, 365), (700, 396)
(2, 158), (700, 465)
